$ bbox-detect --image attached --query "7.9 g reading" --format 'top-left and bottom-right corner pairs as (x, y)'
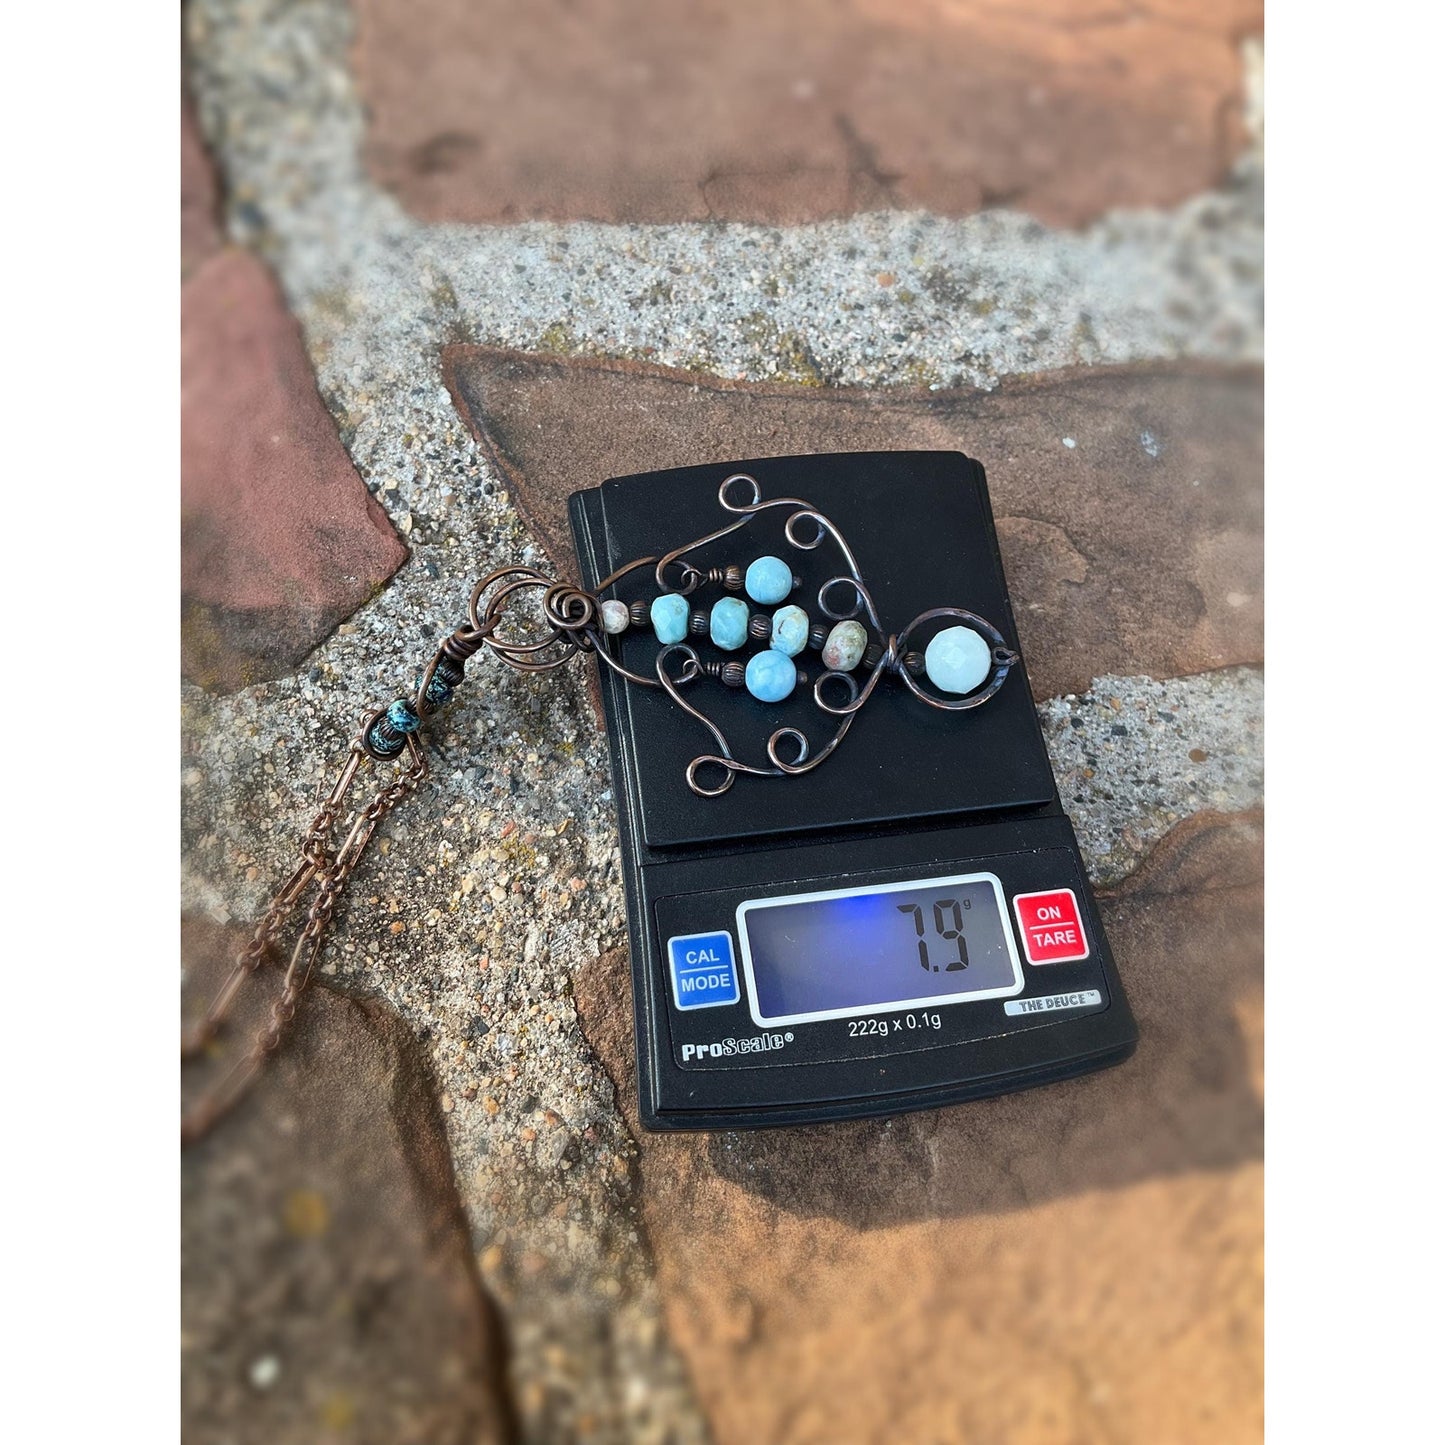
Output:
(897, 897), (972, 972)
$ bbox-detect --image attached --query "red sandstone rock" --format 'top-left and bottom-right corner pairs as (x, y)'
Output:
(182, 93), (222, 277)
(181, 917), (515, 1444)
(355, 0), (1261, 228)
(443, 347), (1262, 700)
(181, 249), (407, 691)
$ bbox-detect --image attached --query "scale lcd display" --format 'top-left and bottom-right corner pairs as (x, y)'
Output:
(737, 872), (1024, 1026)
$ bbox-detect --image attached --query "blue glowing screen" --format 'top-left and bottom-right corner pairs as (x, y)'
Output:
(739, 875), (1021, 1024)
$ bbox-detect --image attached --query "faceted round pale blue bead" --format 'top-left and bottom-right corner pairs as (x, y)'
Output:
(924, 625), (993, 695)
(650, 593), (689, 645)
(710, 596), (750, 651)
(745, 648), (797, 702)
(771, 604), (809, 657)
(745, 554), (793, 605)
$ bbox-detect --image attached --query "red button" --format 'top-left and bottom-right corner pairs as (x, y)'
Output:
(1013, 888), (1090, 964)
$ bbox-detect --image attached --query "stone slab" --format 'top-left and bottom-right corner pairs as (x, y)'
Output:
(183, 91), (222, 277)
(573, 808), (1262, 1444)
(182, 248), (408, 692)
(444, 348), (1262, 700)
(355, 0), (1261, 227)
(181, 916), (515, 1445)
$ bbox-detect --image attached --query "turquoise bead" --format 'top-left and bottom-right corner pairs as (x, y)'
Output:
(419, 675), (454, 709)
(710, 596), (750, 651)
(745, 555), (793, 605)
(366, 721), (406, 758)
(771, 604), (809, 657)
(651, 593), (689, 645)
(387, 699), (422, 733)
(924, 625), (993, 695)
(745, 648), (797, 702)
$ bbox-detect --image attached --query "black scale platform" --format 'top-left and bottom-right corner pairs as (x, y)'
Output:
(568, 451), (1136, 1130)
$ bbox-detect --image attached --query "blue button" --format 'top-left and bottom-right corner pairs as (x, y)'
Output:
(667, 931), (740, 1010)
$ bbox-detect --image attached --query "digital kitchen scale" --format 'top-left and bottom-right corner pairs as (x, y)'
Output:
(568, 451), (1137, 1130)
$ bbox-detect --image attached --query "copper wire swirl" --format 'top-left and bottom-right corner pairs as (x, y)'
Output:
(420, 478), (1020, 796)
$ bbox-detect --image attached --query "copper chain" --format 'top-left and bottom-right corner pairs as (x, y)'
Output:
(180, 563), (596, 1146)
(180, 733), (427, 1145)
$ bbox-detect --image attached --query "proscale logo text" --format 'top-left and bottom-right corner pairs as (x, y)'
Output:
(681, 1032), (792, 1062)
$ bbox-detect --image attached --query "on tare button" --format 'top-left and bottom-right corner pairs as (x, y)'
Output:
(1013, 888), (1090, 965)
(666, 931), (740, 1010)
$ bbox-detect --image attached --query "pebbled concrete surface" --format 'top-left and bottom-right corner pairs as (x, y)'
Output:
(186, 0), (1260, 397)
(1041, 668), (1264, 886)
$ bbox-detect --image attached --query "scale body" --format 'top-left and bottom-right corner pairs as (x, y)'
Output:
(568, 451), (1137, 1130)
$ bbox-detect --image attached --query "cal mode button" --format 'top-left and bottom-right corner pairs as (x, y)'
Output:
(667, 931), (740, 1010)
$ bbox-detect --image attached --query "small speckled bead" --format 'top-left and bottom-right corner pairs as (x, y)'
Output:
(924, 625), (993, 695)
(387, 699), (422, 733)
(651, 593), (690, 645)
(710, 596), (750, 651)
(599, 599), (630, 634)
(366, 721), (406, 759)
(771, 604), (809, 657)
(745, 555), (794, 605)
(822, 620), (868, 672)
(745, 648), (797, 702)
(419, 674), (454, 710)
(435, 655), (465, 686)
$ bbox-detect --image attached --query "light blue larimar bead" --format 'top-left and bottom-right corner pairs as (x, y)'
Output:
(710, 596), (750, 651)
(770, 604), (809, 657)
(745, 648), (797, 702)
(924, 625), (993, 695)
(650, 593), (689, 645)
(745, 554), (793, 605)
